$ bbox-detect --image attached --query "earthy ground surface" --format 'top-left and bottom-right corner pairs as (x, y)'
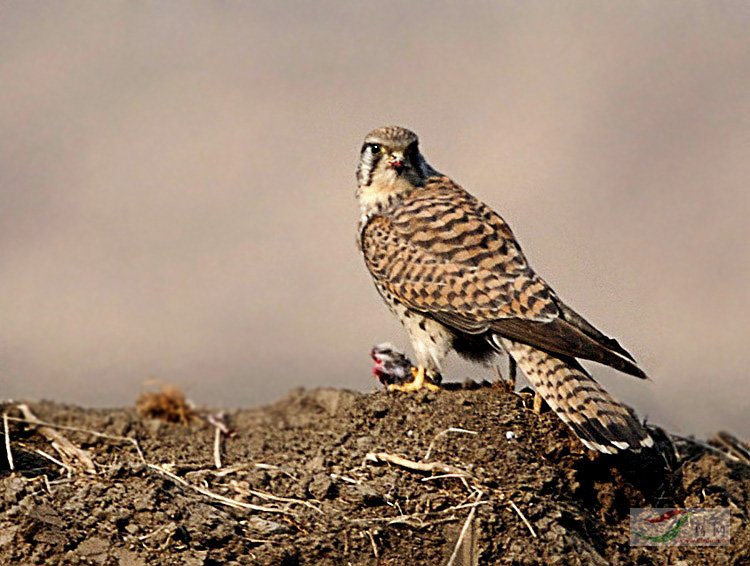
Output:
(0, 383), (748, 565)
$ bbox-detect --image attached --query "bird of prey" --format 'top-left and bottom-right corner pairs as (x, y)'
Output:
(355, 125), (653, 454)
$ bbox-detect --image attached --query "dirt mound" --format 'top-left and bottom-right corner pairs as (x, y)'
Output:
(1, 384), (748, 564)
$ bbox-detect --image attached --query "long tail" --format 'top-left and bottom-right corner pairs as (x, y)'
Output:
(498, 337), (653, 454)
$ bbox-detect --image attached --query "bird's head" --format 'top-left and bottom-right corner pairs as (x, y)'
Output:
(356, 126), (438, 213)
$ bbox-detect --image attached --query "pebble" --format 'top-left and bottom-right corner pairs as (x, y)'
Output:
(308, 474), (335, 499)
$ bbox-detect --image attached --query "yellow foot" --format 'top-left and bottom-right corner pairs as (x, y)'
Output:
(388, 365), (440, 392)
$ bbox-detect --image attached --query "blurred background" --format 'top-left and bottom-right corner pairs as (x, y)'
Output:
(1, 2), (748, 438)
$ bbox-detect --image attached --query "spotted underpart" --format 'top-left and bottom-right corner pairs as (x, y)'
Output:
(357, 125), (653, 453)
(375, 286), (451, 383)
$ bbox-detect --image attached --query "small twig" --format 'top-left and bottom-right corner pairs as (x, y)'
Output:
(366, 530), (379, 559)
(3, 413), (14, 471)
(211, 464), (248, 477)
(46, 477), (75, 487)
(714, 431), (750, 463)
(206, 412), (232, 470)
(16, 404), (96, 474)
(211, 462), (301, 481)
(147, 463), (291, 515)
(446, 494), (482, 566)
(669, 432), (740, 462)
(448, 500), (488, 512)
(138, 524), (170, 541)
(355, 513), (459, 529)
(508, 499), (537, 538)
(350, 501), (488, 528)
(393, 515), (460, 529)
(6, 413), (146, 464)
(365, 452), (470, 477)
(424, 427), (477, 461)
(228, 481), (324, 514)
(253, 463), (299, 481)
(213, 427), (223, 469)
(206, 412), (232, 435)
(330, 473), (359, 485)
(421, 474), (469, 483)
(34, 448), (72, 475)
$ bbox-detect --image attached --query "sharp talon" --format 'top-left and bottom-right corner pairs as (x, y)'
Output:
(387, 365), (440, 392)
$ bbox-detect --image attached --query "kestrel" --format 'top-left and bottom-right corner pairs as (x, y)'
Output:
(356, 125), (653, 454)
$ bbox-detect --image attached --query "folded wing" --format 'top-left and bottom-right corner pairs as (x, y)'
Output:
(360, 176), (646, 379)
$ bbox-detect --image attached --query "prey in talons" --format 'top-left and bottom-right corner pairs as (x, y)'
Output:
(370, 343), (440, 392)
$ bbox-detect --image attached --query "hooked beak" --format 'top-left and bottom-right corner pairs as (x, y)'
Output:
(388, 152), (405, 173)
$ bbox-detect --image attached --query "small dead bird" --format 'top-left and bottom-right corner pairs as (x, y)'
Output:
(370, 343), (418, 388)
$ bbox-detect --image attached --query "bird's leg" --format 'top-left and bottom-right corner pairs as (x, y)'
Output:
(533, 391), (545, 414)
(508, 356), (517, 390)
(388, 365), (440, 392)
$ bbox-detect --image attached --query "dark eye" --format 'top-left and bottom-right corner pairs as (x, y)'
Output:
(368, 143), (381, 153)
